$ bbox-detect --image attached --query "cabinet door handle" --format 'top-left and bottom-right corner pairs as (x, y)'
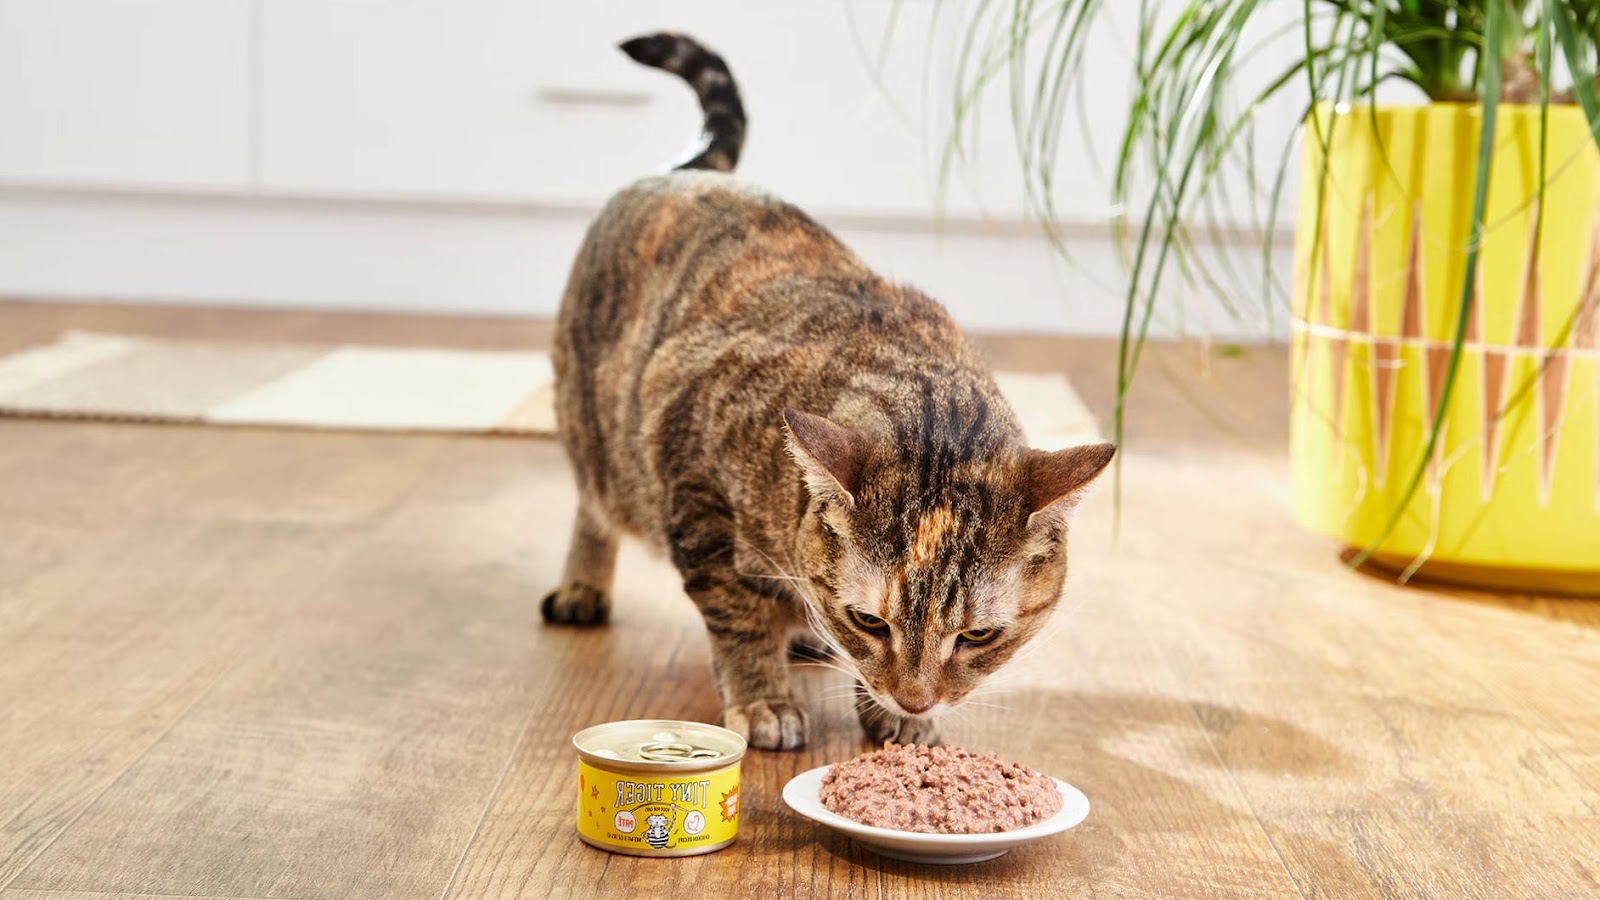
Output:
(535, 87), (654, 107)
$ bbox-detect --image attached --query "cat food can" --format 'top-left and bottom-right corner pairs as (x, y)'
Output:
(572, 719), (747, 857)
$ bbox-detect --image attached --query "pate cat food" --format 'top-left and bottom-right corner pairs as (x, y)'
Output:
(819, 743), (1063, 833)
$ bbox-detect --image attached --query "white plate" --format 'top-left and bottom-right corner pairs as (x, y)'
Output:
(781, 765), (1090, 865)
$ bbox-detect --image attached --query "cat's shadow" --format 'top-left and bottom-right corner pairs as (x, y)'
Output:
(767, 685), (1351, 880)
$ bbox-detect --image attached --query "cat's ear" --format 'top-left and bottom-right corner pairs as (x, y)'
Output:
(1024, 443), (1116, 522)
(783, 408), (866, 505)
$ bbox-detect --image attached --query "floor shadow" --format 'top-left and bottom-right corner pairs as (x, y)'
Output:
(743, 686), (1353, 890)
(1339, 547), (1600, 630)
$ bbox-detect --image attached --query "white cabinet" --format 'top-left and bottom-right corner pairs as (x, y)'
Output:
(258, 0), (717, 205)
(0, 0), (1141, 220)
(0, 0), (251, 189)
(256, 0), (1040, 218)
(260, 0), (553, 201)
(0, 0), (1289, 222)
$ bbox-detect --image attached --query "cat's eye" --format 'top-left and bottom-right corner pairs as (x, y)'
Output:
(849, 608), (889, 632)
(958, 628), (999, 645)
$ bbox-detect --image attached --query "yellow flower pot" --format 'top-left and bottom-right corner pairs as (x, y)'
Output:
(1290, 104), (1600, 594)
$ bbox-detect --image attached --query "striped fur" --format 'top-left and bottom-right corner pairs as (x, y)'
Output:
(543, 37), (1113, 750)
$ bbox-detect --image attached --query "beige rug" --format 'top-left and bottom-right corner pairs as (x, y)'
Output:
(0, 330), (1102, 446)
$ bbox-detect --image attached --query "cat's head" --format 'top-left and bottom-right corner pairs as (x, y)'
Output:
(783, 407), (1114, 720)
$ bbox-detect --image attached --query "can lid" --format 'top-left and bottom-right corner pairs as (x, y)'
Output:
(573, 719), (747, 770)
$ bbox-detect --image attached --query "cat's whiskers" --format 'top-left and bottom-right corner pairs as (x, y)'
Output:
(736, 570), (806, 584)
(769, 542), (854, 665)
(790, 658), (860, 682)
(973, 660), (1037, 687)
(815, 691), (869, 709)
(955, 699), (1016, 711)
(792, 594), (850, 663)
(855, 696), (894, 728)
(966, 678), (1027, 695)
(732, 535), (802, 583)
(957, 663), (1041, 706)
(962, 678), (1021, 696)
(939, 700), (1006, 734)
(733, 534), (810, 596)
(733, 534), (857, 677)
(815, 683), (862, 697)
(965, 675), (1034, 702)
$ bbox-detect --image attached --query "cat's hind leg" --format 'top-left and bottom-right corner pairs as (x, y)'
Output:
(541, 499), (618, 626)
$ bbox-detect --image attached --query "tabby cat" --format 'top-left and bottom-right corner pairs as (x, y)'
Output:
(543, 32), (1115, 750)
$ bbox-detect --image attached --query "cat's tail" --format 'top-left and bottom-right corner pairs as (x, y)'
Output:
(619, 32), (745, 173)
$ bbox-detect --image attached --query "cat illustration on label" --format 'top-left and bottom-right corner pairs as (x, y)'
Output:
(643, 804), (680, 849)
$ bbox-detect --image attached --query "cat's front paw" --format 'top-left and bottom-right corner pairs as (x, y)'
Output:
(540, 583), (610, 626)
(856, 694), (941, 746)
(723, 698), (808, 750)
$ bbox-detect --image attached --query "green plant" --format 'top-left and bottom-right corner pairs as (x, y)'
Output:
(940, 0), (1600, 551)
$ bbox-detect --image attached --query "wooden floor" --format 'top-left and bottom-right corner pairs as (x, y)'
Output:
(2, 299), (1597, 899)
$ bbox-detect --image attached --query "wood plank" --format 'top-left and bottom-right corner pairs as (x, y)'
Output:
(0, 417), (447, 891)
(0, 422), (446, 532)
(3, 892), (272, 900)
(0, 516), (362, 888)
(7, 440), (567, 898)
(1263, 811), (1600, 899)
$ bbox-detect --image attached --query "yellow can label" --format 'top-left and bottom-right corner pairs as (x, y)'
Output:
(576, 760), (741, 853)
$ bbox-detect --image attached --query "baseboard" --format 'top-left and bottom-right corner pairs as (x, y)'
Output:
(0, 189), (1294, 339)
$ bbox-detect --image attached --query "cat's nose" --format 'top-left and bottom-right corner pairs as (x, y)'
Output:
(896, 695), (935, 715)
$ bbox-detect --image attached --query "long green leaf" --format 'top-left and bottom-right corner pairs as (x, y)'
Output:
(1350, 0), (1506, 570)
(1550, 0), (1600, 153)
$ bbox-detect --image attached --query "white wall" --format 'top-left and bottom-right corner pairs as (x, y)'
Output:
(0, 0), (1301, 339)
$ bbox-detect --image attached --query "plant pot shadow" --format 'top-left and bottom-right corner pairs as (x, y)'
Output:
(1338, 547), (1600, 629)
(763, 687), (1352, 885)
